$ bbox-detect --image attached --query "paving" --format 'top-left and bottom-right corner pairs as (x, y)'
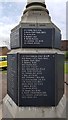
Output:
(0, 70), (7, 120)
(66, 74), (68, 119)
(0, 105), (2, 120)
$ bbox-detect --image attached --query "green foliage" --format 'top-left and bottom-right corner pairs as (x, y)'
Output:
(65, 51), (68, 60)
(64, 63), (68, 74)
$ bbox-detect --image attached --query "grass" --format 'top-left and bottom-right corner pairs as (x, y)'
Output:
(0, 69), (7, 74)
(64, 62), (68, 74)
(2, 70), (7, 74)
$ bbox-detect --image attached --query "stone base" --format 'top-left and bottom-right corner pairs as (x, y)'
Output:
(3, 94), (66, 118)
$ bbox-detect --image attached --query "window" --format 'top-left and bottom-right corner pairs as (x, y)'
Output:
(0, 57), (7, 61)
(0, 58), (2, 61)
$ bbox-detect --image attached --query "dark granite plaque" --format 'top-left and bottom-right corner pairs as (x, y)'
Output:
(7, 53), (64, 106)
(7, 54), (18, 105)
(19, 54), (55, 106)
(22, 28), (54, 48)
(10, 28), (21, 49)
(10, 27), (61, 49)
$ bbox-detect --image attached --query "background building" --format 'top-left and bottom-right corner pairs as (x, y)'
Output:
(61, 40), (68, 51)
(0, 46), (10, 56)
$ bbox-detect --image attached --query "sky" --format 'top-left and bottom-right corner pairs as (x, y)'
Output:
(0, 0), (67, 48)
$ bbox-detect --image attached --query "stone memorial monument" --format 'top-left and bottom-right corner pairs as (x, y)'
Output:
(3, 0), (66, 118)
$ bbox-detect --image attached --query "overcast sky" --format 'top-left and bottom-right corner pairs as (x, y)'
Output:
(0, 0), (67, 48)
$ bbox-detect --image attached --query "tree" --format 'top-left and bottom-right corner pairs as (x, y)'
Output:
(65, 51), (68, 60)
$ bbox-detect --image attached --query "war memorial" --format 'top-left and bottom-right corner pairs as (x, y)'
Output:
(3, 0), (66, 118)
